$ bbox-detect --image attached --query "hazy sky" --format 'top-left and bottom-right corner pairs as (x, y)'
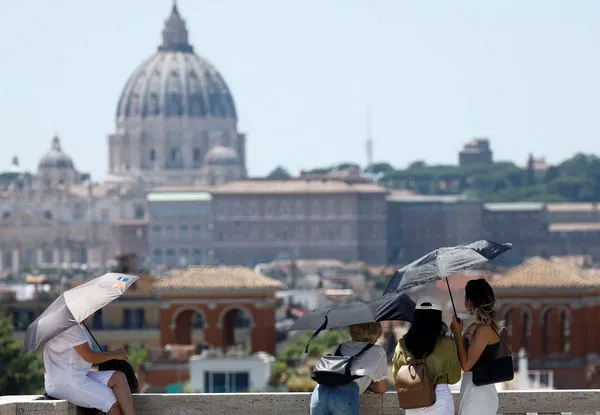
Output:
(1, 0), (599, 181)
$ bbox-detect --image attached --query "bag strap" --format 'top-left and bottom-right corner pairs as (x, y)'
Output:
(349, 343), (374, 362)
(492, 327), (513, 357)
(82, 322), (105, 352)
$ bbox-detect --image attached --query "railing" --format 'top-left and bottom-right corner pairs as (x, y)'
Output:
(1, 391), (600, 415)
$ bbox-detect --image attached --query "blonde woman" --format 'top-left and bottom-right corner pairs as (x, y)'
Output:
(450, 279), (502, 415)
(310, 322), (388, 415)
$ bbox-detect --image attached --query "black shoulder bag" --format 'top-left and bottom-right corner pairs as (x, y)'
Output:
(83, 322), (140, 394)
(471, 328), (514, 386)
(312, 343), (374, 386)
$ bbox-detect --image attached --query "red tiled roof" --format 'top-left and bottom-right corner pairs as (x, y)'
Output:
(491, 257), (600, 289)
(154, 266), (284, 291)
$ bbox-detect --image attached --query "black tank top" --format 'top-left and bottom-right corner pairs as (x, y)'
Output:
(471, 341), (501, 371)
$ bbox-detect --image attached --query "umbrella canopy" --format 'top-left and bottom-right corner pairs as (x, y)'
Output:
(23, 272), (139, 355)
(288, 293), (415, 352)
(383, 240), (512, 294)
(289, 293), (415, 331)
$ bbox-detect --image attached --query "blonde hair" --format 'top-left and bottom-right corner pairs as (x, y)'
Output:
(348, 322), (383, 343)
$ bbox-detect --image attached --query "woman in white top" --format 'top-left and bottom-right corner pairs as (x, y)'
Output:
(310, 322), (389, 415)
(43, 312), (135, 415)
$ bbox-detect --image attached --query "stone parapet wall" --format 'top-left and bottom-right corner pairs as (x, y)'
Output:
(2, 391), (600, 414)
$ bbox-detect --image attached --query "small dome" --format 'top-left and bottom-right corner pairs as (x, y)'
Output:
(38, 136), (75, 170)
(115, 3), (237, 120)
(3, 156), (28, 175)
(204, 146), (240, 165)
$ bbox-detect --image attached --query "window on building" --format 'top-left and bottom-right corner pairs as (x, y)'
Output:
(560, 310), (571, 353)
(149, 149), (156, 162)
(134, 205), (145, 219)
(25, 248), (35, 266)
(178, 249), (189, 267)
(171, 148), (181, 163)
(166, 249), (176, 266)
(542, 311), (551, 355)
(151, 225), (162, 239)
(123, 308), (145, 329)
(522, 311), (530, 351)
(165, 225), (175, 241)
(179, 225), (189, 240)
(193, 147), (202, 163)
(192, 249), (202, 265)
(192, 225), (203, 240)
(203, 371), (249, 393)
(12, 310), (34, 331)
(91, 309), (104, 330)
(152, 249), (163, 265)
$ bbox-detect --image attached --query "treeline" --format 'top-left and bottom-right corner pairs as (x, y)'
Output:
(307, 153), (600, 202)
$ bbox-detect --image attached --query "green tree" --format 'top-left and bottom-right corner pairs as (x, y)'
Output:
(0, 314), (44, 395)
(126, 343), (148, 371)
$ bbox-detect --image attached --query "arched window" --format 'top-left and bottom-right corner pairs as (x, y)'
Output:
(542, 310), (551, 355)
(561, 310), (571, 353)
(522, 311), (530, 351)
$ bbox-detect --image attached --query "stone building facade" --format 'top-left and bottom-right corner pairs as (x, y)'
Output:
(0, 137), (116, 275)
(147, 189), (214, 267)
(209, 180), (388, 266)
(386, 194), (483, 264)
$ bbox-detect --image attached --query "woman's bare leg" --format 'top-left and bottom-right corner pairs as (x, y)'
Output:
(108, 372), (136, 415)
(106, 402), (122, 415)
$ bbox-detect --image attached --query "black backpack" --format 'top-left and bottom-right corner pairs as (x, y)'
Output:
(312, 343), (374, 386)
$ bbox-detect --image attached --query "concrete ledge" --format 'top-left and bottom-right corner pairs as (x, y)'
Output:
(2, 391), (600, 414)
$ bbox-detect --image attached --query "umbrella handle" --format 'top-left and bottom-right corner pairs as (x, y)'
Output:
(304, 316), (328, 354)
(445, 278), (460, 321)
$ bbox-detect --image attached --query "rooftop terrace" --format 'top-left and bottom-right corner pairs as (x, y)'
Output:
(1, 391), (599, 414)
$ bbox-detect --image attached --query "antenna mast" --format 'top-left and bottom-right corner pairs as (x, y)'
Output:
(366, 105), (373, 169)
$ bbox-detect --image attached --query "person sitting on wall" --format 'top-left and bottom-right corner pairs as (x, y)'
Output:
(43, 311), (136, 415)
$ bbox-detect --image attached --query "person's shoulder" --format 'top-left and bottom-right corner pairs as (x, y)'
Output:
(437, 336), (457, 351)
(370, 344), (387, 356)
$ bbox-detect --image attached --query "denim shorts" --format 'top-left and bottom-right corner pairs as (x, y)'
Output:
(310, 382), (360, 415)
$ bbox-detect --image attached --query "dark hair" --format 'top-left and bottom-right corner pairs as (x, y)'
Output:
(465, 279), (500, 331)
(404, 307), (447, 359)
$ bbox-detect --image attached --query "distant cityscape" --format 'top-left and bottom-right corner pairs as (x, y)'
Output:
(2, 1), (600, 400)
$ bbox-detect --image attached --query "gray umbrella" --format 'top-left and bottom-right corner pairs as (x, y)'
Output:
(383, 240), (512, 316)
(289, 293), (416, 352)
(23, 272), (139, 355)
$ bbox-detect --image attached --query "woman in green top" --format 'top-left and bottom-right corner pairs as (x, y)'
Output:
(393, 297), (461, 415)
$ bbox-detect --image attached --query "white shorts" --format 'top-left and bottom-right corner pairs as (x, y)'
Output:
(405, 384), (454, 415)
(46, 370), (117, 413)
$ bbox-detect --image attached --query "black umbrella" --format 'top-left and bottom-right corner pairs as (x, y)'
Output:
(383, 240), (512, 318)
(288, 293), (416, 352)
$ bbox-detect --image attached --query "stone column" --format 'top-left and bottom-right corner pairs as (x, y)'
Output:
(0, 249), (3, 271)
(63, 248), (71, 265)
(53, 247), (60, 266)
(37, 248), (44, 267)
(11, 249), (19, 275)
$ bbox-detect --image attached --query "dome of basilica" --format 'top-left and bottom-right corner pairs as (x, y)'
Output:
(38, 136), (75, 170)
(116, 3), (237, 120)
